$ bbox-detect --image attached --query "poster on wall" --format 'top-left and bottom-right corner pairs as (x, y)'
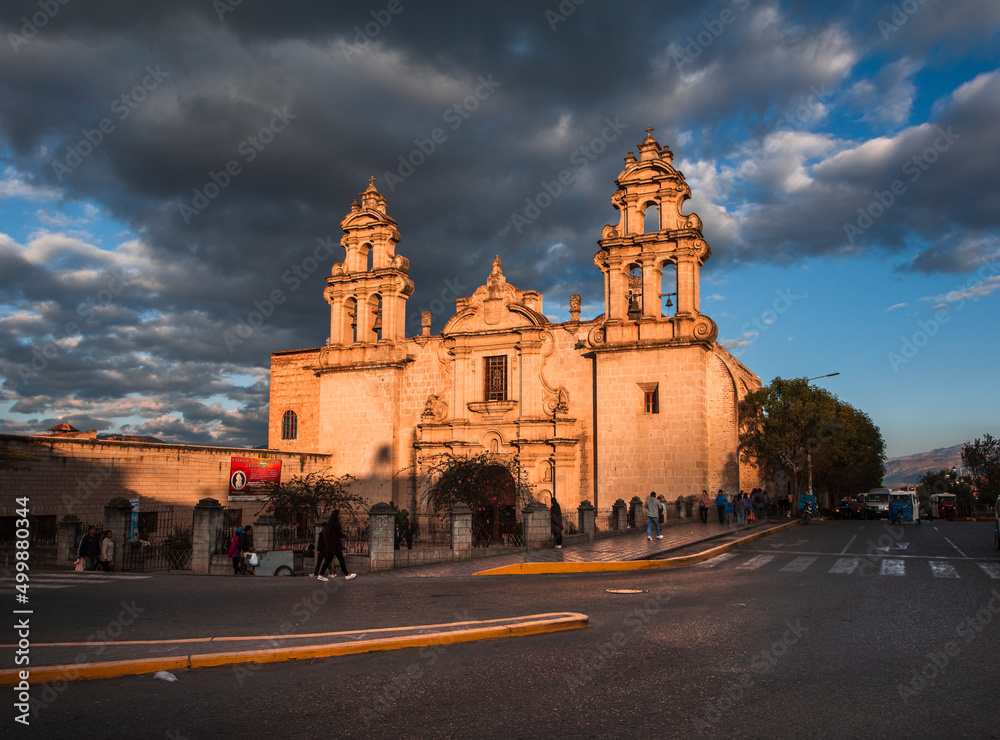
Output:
(229, 456), (282, 495)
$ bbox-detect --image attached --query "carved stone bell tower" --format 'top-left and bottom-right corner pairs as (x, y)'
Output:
(593, 128), (717, 346)
(325, 178), (414, 345)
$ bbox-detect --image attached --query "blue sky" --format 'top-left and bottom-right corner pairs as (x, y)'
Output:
(0, 1), (998, 458)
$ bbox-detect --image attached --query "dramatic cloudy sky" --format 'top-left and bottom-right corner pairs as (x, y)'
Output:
(1, 0), (998, 458)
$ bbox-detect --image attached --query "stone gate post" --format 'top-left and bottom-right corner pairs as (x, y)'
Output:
(629, 496), (643, 528)
(577, 500), (595, 541)
(192, 498), (224, 575)
(58, 514), (81, 566)
(523, 501), (550, 549)
(450, 503), (472, 559)
(368, 502), (396, 571)
(612, 499), (628, 532)
(253, 512), (278, 551)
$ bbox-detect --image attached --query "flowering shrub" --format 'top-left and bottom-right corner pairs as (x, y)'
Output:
(258, 471), (366, 528)
(421, 452), (533, 513)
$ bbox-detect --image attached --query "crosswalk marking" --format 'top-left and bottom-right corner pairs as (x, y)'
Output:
(698, 552), (737, 568)
(929, 562), (960, 579)
(978, 562), (1000, 580)
(780, 556), (817, 572)
(737, 555), (774, 570)
(829, 557), (860, 574)
(880, 559), (905, 576)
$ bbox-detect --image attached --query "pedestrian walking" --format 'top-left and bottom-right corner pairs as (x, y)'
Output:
(78, 525), (101, 571)
(698, 490), (710, 524)
(734, 491), (746, 526)
(98, 530), (114, 572)
(239, 525), (255, 574)
(551, 498), (564, 549)
(645, 491), (663, 540)
(228, 527), (243, 575)
(315, 510), (357, 581)
(714, 490), (727, 524)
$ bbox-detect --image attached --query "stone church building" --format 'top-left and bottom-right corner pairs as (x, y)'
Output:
(268, 130), (760, 516)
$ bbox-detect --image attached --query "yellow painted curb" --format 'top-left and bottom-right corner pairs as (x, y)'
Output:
(474, 521), (800, 576)
(0, 612), (588, 686)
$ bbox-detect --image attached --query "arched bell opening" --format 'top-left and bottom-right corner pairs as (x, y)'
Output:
(626, 264), (643, 321)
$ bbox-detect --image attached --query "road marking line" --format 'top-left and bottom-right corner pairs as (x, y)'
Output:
(978, 563), (1000, 580)
(697, 552), (737, 568)
(880, 559), (905, 576)
(829, 558), (859, 574)
(929, 562), (960, 579)
(943, 537), (967, 558)
(780, 556), (817, 573)
(737, 555), (774, 570)
(840, 535), (857, 554)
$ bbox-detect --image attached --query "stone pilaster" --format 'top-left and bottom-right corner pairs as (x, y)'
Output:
(368, 502), (397, 571)
(450, 503), (472, 559)
(612, 498), (628, 532)
(253, 512), (278, 551)
(58, 514), (81, 566)
(192, 498), (224, 575)
(577, 500), (595, 541)
(523, 501), (550, 549)
(629, 496), (643, 528)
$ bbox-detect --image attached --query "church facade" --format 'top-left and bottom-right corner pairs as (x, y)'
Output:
(268, 130), (761, 514)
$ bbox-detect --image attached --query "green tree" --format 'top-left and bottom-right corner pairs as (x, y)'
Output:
(962, 433), (1000, 508)
(259, 471), (366, 528)
(738, 377), (885, 505)
(917, 468), (976, 512)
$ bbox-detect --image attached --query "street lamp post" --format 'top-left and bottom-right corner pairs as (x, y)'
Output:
(804, 373), (840, 499)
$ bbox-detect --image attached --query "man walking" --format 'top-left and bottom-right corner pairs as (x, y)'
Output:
(78, 525), (101, 571)
(645, 491), (663, 541)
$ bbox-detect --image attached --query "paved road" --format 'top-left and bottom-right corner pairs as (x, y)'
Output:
(11, 520), (1000, 739)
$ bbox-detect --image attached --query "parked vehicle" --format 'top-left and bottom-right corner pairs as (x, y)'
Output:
(929, 493), (957, 521)
(850, 493), (866, 519)
(832, 499), (852, 519)
(889, 491), (921, 525)
(865, 488), (892, 519)
(799, 494), (818, 525)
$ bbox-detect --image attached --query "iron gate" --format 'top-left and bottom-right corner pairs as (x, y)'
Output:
(119, 506), (192, 572)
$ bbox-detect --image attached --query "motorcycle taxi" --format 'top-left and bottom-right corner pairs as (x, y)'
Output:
(889, 491), (921, 525)
(929, 493), (957, 521)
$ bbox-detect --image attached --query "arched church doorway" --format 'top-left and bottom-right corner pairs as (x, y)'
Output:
(474, 465), (519, 546)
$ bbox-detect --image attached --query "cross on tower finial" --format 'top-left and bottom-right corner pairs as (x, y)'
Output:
(645, 125), (654, 135)
(369, 176), (376, 186)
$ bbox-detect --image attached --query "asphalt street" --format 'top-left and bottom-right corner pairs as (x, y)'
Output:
(9, 520), (1000, 739)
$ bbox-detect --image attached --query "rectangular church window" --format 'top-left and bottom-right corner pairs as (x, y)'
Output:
(484, 356), (507, 402)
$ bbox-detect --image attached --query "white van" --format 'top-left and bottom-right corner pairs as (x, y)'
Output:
(865, 488), (892, 519)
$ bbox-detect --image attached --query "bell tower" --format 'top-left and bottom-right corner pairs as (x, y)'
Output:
(325, 177), (414, 345)
(594, 128), (717, 345)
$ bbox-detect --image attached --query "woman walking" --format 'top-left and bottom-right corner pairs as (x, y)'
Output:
(98, 530), (114, 572)
(314, 510), (357, 582)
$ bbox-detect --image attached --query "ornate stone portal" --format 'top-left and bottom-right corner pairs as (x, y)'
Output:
(269, 130), (761, 513)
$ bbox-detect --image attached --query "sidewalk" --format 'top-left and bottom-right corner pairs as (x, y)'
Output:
(382, 515), (793, 578)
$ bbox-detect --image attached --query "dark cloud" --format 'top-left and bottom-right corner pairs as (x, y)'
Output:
(0, 1), (998, 445)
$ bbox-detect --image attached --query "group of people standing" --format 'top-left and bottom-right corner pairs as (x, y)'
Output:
(707, 488), (770, 526)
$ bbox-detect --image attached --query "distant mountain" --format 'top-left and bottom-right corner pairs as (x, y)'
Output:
(97, 433), (166, 444)
(883, 444), (965, 489)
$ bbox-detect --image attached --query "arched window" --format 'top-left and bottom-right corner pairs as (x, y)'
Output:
(281, 410), (298, 440)
(643, 202), (660, 234)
